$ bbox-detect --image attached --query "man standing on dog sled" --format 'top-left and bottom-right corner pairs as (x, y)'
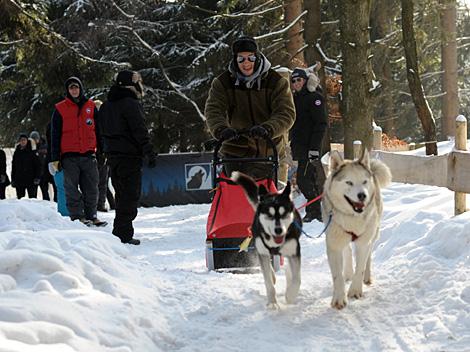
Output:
(290, 67), (329, 222)
(205, 36), (295, 180)
(98, 70), (157, 246)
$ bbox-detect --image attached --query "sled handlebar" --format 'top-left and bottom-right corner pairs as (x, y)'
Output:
(213, 129), (278, 162)
(211, 130), (279, 187)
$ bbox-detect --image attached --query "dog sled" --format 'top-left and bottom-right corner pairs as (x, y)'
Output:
(205, 131), (282, 271)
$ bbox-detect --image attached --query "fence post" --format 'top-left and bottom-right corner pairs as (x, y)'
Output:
(373, 126), (383, 150)
(455, 115), (467, 215)
(353, 140), (362, 159)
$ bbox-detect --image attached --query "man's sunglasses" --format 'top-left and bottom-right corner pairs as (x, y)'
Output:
(236, 55), (257, 63)
(68, 84), (80, 89)
(291, 77), (304, 84)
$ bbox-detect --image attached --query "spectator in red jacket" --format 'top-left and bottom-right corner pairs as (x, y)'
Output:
(49, 77), (105, 226)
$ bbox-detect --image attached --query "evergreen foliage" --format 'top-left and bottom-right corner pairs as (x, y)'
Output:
(0, 0), (469, 148)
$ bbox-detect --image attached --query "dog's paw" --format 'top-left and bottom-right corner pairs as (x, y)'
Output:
(347, 283), (363, 299)
(363, 277), (373, 285)
(331, 296), (347, 310)
(285, 284), (300, 304)
(285, 293), (298, 305)
(267, 302), (281, 310)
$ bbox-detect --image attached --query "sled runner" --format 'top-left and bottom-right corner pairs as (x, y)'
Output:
(205, 132), (282, 271)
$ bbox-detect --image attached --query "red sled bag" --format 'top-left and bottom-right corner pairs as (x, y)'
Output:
(204, 131), (282, 271)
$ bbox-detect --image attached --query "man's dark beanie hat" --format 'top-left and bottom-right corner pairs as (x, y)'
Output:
(232, 36), (258, 54)
(115, 70), (135, 86)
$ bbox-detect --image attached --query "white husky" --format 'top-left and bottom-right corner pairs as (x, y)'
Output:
(322, 149), (392, 309)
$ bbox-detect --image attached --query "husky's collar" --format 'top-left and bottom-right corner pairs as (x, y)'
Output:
(345, 230), (358, 241)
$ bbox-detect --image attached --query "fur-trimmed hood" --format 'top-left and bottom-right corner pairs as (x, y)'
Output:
(305, 71), (320, 92)
(292, 65), (321, 93)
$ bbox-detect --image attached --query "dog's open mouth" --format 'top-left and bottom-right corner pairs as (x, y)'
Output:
(273, 235), (284, 244)
(344, 196), (365, 213)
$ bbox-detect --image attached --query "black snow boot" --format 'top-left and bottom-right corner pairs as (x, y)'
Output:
(122, 238), (140, 245)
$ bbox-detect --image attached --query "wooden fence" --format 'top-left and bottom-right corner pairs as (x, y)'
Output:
(323, 115), (469, 215)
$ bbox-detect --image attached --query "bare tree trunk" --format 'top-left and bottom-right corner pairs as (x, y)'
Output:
(440, 0), (459, 138)
(371, 0), (396, 137)
(284, 0), (305, 68)
(339, 0), (373, 159)
(401, 0), (438, 155)
(304, 0), (321, 66)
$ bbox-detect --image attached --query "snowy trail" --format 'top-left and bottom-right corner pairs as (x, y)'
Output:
(1, 181), (468, 351)
(94, 183), (469, 352)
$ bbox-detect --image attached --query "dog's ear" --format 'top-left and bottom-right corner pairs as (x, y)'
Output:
(359, 147), (370, 169)
(329, 150), (344, 171)
(281, 181), (291, 199)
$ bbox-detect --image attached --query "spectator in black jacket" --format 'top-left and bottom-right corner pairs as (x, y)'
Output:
(30, 130), (54, 201)
(44, 124), (58, 202)
(290, 67), (329, 222)
(11, 133), (41, 199)
(98, 70), (157, 245)
(0, 148), (10, 199)
(94, 99), (115, 212)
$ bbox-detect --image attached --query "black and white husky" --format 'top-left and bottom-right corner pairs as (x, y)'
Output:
(232, 171), (302, 309)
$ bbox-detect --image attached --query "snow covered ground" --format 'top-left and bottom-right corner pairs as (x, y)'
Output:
(0, 143), (469, 351)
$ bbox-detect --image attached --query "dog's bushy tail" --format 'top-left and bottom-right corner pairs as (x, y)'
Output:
(370, 159), (392, 188)
(231, 171), (259, 209)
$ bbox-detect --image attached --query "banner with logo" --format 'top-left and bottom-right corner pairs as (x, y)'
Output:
(140, 152), (213, 207)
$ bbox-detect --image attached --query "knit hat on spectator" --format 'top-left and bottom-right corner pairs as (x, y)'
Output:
(29, 131), (40, 141)
(232, 36), (258, 54)
(18, 133), (28, 141)
(291, 68), (308, 81)
(65, 76), (84, 102)
(115, 70), (144, 97)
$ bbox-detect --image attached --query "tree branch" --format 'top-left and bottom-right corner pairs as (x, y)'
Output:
(6, 0), (130, 67)
(0, 39), (24, 45)
(255, 10), (307, 40)
(117, 25), (206, 122)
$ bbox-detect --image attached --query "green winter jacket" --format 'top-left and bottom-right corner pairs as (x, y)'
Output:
(205, 68), (295, 159)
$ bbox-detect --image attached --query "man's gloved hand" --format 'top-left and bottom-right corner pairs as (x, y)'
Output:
(217, 127), (237, 141)
(33, 178), (41, 186)
(249, 125), (270, 138)
(48, 161), (60, 176)
(147, 153), (157, 168)
(308, 150), (320, 160)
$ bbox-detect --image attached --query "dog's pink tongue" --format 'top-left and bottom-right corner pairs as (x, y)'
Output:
(274, 236), (283, 244)
(354, 201), (364, 209)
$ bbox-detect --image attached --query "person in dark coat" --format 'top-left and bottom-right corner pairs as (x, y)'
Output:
(0, 148), (10, 199)
(50, 77), (105, 226)
(11, 133), (41, 199)
(205, 36), (295, 179)
(98, 70), (157, 245)
(43, 124), (58, 202)
(290, 67), (329, 222)
(94, 99), (115, 212)
(30, 130), (54, 201)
